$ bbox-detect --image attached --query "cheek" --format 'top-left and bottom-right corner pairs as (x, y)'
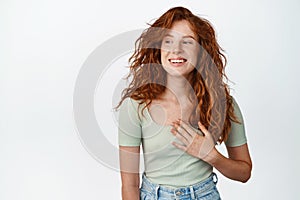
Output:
(188, 49), (199, 66)
(160, 50), (169, 63)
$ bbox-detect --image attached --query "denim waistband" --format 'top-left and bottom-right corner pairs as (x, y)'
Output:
(140, 172), (218, 199)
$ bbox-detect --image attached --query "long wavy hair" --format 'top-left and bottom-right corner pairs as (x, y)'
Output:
(116, 6), (240, 143)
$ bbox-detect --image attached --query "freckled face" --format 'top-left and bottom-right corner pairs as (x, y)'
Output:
(161, 20), (199, 77)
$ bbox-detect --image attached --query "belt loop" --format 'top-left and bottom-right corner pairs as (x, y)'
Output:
(189, 186), (195, 199)
(212, 172), (218, 184)
(155, 185), (159, 200)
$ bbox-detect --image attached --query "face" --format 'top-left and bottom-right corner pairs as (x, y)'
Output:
(160, 20), (199, 78)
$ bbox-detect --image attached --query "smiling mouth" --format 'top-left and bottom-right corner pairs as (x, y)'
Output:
(168, 58), (187, 64)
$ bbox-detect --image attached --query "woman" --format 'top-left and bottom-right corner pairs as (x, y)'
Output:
(116, 6), (252, 200)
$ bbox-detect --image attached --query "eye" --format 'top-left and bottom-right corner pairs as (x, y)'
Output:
(182, 40), (193, 45)
(163, 39), (173, 44)
(162, 36), (173, 45)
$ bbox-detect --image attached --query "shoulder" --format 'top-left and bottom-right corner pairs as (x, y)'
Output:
(225, 95), (247, 147)
(230, 95), (244, 122)
(119, 97), (145, 119)
(230, 95), (237, 105)
(121, 97), (143, 110)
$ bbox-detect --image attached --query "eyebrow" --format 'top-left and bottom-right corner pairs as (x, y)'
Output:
(164, 33), (196, 40)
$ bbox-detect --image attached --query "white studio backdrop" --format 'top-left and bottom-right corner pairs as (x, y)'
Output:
(1, 0), (300, 199)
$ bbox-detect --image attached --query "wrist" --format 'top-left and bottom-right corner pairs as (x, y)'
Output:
(203, 147), (219, 165)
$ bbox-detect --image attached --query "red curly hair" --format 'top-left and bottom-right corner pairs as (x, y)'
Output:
(116, 6), (240, 143)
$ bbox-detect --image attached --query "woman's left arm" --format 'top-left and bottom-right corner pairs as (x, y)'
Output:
(172, 120), (252, 183)
(207, 144), (252, 183)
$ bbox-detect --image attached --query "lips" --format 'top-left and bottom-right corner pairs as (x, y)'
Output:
(168, 57), (187, 66)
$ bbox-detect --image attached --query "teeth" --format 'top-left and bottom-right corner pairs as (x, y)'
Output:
(170, 59), (185, 63)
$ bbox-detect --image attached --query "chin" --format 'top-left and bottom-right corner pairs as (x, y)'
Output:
(163, 65), (194, 78)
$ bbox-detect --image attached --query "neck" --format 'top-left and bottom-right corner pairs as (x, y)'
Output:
(162, 75), (193, 103)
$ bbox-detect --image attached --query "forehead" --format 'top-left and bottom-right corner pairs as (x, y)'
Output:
(164, 20), (196, 39)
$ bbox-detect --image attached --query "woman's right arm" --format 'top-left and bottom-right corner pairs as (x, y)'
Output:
(119, 145), (140, 200)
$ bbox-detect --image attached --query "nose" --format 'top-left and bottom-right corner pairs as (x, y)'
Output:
(171, 41), (183, 54)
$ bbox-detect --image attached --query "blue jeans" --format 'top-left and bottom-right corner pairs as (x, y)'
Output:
(140, 173), (221, 200)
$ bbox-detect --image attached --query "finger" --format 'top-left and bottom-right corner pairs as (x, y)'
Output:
(173, 122), (193, 141)
(179, 119), (198, 137)
(198, 121), (216, 142)
(172, 141), (187, 152)
(171, 127), (190, 145)
(198, 121), (210, 136)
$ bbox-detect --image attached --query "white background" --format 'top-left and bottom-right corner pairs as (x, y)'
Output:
(1, 0), (300, 199)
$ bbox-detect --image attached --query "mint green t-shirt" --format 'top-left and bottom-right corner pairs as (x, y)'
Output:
(118, 97), (247, 187)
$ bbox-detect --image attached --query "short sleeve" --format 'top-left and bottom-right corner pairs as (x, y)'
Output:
(225, 97), (247, 147)
(118, 98), (142, 146)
